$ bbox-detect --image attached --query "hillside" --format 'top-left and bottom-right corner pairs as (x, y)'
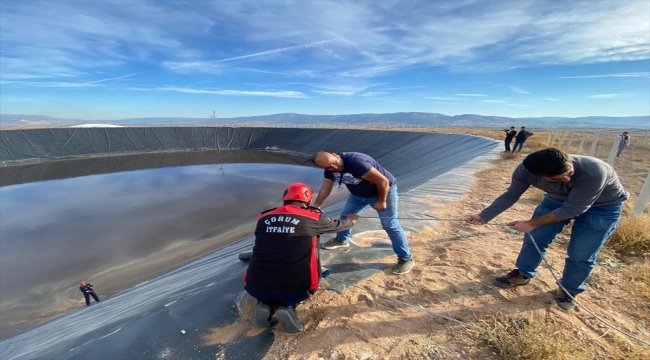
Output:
(1, 113), (648, 129)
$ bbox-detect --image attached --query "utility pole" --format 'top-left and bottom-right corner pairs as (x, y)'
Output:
(210, 110), (217, 127)
(210, 110), (218, 150)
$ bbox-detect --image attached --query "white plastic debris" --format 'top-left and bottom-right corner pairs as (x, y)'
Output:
(180, 330), (186, 335)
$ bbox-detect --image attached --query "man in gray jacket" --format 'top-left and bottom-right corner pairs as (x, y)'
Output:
(465, 148), (628, 310)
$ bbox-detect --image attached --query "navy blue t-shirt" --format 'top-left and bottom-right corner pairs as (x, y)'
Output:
(324, 152), (396, 197)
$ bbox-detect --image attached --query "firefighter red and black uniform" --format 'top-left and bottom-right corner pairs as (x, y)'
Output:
(244, 204), (355, 299)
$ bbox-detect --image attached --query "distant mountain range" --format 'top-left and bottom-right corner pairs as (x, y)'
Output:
(1, 112), (648, 129)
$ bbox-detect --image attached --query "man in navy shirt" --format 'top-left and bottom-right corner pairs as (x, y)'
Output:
(311, 151), (415, 275)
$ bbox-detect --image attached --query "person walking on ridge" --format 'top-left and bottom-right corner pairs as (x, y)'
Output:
(503, 126), (517, 152)
(512, 126), (534, 153)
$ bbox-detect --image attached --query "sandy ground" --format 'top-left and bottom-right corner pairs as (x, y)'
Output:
(257, 144), (650, 360)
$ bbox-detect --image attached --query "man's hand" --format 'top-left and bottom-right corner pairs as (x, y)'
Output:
(346, 214), (359, 223)
(465, 214), (485, 225)
(373, 201), (387, 211)
(508, 220), (536, 233)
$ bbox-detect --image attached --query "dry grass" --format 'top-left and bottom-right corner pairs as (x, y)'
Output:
(626, 260), (650, 307)
(481, 313), (650, 360)
(481, 315), (588, 360)
(607, 203), (650, 255)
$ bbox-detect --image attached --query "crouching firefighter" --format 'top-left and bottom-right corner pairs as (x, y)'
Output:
(244, 183), (358, 332)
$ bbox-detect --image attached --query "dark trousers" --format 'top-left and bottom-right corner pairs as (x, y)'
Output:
(245, 287), (310, 309)
(504, 139), (514, 152)
(512, 138), (526, 152)
(84, 291), (100, 306)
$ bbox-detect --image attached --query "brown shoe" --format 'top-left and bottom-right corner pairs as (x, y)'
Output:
(555, 288), (577, 311)
(493, 269), (531, 288)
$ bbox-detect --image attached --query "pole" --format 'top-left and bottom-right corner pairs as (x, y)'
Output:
(606, 135), (621, 165)
(567, 131), (575, 148)
(589, 133), (599, 157)
(633, 172), (650, 215)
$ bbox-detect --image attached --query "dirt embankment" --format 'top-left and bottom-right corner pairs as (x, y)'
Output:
(260, 132), (650, 360)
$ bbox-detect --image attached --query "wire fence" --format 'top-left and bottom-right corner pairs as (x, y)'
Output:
(546, 129), (650, 215)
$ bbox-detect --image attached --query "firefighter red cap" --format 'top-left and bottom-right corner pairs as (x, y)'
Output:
(282, 183), (313, 203)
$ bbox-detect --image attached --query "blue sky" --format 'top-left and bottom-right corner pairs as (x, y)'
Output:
(0, 0), (649, 120)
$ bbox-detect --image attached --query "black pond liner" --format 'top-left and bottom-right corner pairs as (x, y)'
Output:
(0, 127), (498, 360)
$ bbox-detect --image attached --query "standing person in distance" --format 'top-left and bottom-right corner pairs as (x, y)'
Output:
(244, 183), (358, 333)
(512, 126), (534, 153)
(311, 151), (415, 275)
(79, 280), (100, 306)
(503, 126), (517, 153)
(465, 148), (628, 311)
(616, 131), (630, 157)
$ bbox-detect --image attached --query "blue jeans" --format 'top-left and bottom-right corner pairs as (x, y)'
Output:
(515, 199), (623, 294)
(512, 138), (526, 152)
(335, 185), (412, 260)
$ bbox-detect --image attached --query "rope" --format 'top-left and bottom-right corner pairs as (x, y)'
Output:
(526, 232), (650, 347)
(351, 214), (510, 226)
(321, 213), (650, 347)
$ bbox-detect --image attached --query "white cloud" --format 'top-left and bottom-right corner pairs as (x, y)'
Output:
(504, 103), (530, 107)
(310, 83), (380, 96)
(546, 98), (559, 101)
(312, 90), (355, 96)
(167, 39), (340, 71)
(376, 85), (428, 91)
(455, 93), (488, 97)
(129, 86), (307, 98)
(360, 92), (387, 97)
(509, 86), (530, 94)
(586, 93), (623, 99)
(424, 96), (457, 100)
(482, 99), (507, 103)
(4, 74), (135, 88)
(560, 72), (650, 79)
(1, 0), (648, 82)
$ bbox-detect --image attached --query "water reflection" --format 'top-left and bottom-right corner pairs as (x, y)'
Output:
(0, 150), (327, 339)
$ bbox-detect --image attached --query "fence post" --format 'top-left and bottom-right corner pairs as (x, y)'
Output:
(567, 131), (575, 148)
(606, 135), (622, 165)
(588, 133), (599, 156)
(633, 172), (650, 215)
(560, 130), (569, 146)
(578, 133), (587, 152)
